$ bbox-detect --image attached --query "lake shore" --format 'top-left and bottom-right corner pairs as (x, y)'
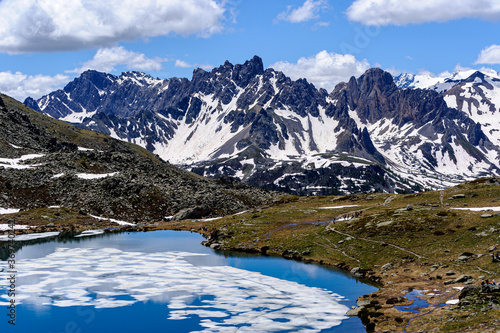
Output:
(152, 218), (496, 333)
(1, 179), (500, 332)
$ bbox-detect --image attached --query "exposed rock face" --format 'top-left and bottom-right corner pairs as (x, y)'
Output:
(458, 284), (500, 310)
(396, 68), (500, 148)
(0, 94), (278, 221)
(173, 206), (211, 220)
(25, 57), (500, 195)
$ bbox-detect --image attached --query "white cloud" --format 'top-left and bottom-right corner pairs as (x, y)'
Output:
(199, 64), (215, 71)
(276, 0), (328, 23)
(383, 66), (402, 77)
(175, 60), (195, 68)
(270, 50), (370, 91)
(315, 21), (331, 27)
(0, 0), (227, 53)
(346, 0), (500, 26)
(0, 71), (69, 101)
(175, 59), (214, 70)
(68, 47), (166, 74)
(475, 44), (500, 64)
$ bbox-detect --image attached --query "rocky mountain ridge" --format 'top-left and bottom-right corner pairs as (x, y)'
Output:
(24, 57), (500, 194)
(396, 68), (500, 153)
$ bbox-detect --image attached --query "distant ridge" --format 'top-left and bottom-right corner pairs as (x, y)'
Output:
(24, 57), (500, 195)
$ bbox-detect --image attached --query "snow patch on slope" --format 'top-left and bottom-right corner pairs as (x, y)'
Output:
(0, 154), (44, 169)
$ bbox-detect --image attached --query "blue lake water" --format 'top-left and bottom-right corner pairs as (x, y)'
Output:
(0, 231), (377, 332)
(394, 289), (430, 314)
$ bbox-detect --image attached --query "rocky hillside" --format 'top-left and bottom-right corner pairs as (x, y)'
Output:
(0, 93), (278, 221)
(25, 57), (500, 195)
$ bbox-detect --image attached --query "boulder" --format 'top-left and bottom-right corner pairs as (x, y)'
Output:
(381, 263), (393, 270)
(458, 252), (474, 262)
(173, 205), (211, 220)
(455, 275), (473, 283)
(356, 300), (371, 307)
(350, 267), (365, 278)
(457, 255), (470, 262)
(346, 306), (363, 316)
(377, 220), (394, 227)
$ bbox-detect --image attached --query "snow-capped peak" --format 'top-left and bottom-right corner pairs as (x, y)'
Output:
(395, 68), (500, 93)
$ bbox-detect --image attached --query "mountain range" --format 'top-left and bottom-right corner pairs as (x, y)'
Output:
(23, 56), (500, 195)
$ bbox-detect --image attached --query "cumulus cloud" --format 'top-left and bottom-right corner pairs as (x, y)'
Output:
(0, 0), (227, 53)
(175, 59), (195, 68)
(175, 59), (214, 70)
(475, 44), (500, 64)
(270, 50), (370, 91)
(346, 0), (500, 26)
(68, 46), (165, 74)
(276, 0), (328, 23)
(0, 71), (69, 101)
(199, 64), (215, 71)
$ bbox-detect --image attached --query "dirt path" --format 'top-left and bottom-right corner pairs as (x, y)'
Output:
(440, 190), (444, 206)
(327, 226), (425, 259)
(383, 195), (396, 206)
(309, 236), (361, 262)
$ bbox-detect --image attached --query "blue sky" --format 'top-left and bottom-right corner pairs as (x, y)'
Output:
(0, 0), (499, 101)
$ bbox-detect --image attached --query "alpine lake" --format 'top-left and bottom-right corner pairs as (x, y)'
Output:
(0, 230), (377, 332)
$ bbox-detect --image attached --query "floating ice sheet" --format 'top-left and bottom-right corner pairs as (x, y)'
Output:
(0, 248), (349, 332)
(75, 229), (105, 237)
